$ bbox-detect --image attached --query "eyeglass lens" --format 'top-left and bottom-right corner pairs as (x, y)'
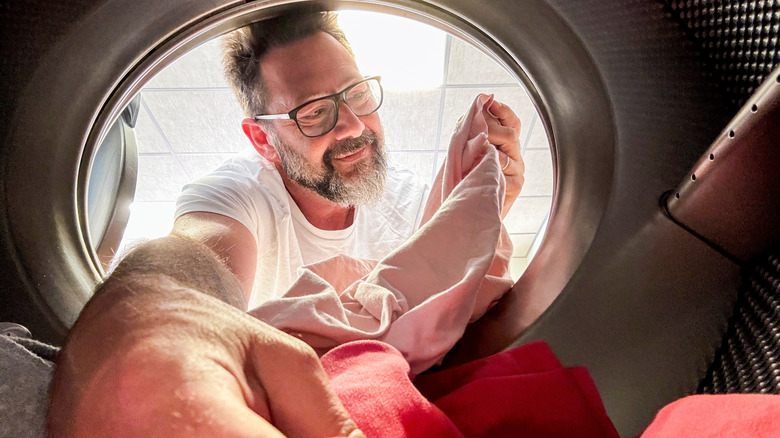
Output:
(295, 78), (382, 137)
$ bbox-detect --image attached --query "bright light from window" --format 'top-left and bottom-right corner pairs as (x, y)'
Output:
(118, 202), (176, 251)
(338, 11), (446, 91)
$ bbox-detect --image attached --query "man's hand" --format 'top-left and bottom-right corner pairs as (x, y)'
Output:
(482, 95), (525, 217)
(48, 238), (364, 438)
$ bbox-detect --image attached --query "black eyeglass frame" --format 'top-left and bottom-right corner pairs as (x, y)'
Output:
(252, 75), (383, 138)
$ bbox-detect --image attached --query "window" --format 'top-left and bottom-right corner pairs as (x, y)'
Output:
(114, 11), (553, 280)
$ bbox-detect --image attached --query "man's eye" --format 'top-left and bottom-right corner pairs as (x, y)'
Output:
(347, 87), (370, 102)
(301, 108), (325, 119)
(298, 104), (332, 125)
(348, 91), (366, 101)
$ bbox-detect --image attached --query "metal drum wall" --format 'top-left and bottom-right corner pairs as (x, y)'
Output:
(664, 0), (780, 400)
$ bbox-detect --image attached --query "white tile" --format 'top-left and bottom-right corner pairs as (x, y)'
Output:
(380, 89), (441, 152)
(521, 149), (554, 197)
(504, 196), (552, 234)
(447, 37), (516, 85)
(439, 87), (539, 151)
(387, 151), (436, 183)
(135, 155), (191, 202)
(177, 153), (238, 181)
(433, 151), (447, 174)
(509, 233), (537, 258)
(142, 90), (249, 153)
(145, 39), (229, 89)
(134, 98), (170, 154)
(525, 116), (552, 150)
(509, 257), (530, 281)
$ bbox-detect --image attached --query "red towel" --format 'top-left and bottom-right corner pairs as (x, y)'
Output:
(323, 340), (462, 437)
(321, 340), (619, 438)
(640, 393), (780, 438)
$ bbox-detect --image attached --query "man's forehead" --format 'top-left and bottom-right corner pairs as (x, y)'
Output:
(260, 32), (363, 111)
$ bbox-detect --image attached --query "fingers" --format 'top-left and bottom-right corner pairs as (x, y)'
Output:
(57, 334), (287, 438)
(480, 96), (522, 160)
(477, 94), (526, 216)
(483, 99), (524, 179)
(487, 124), (522, 160)
(245, 324), (365, 438)
(486, 97), (521, 132)
(169, 365), (288, 438)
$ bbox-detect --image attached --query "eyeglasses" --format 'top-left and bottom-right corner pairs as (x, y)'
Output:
(253, 76), (383, 138)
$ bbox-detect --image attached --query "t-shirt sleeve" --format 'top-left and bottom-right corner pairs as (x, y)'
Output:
(174, 164), (264, 245)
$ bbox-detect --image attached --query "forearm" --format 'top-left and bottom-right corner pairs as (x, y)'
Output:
(171, 213), (259, 304)
(109, 235), (247, 309)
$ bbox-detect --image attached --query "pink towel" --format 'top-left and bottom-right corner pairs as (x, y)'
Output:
(250, 95), (513, 373)
(321, 340), (620, 438)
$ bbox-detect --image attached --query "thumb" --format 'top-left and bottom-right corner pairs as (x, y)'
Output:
(246, 332), (365, 438)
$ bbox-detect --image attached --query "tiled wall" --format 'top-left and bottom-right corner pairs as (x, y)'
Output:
(121, 12), (553, 280)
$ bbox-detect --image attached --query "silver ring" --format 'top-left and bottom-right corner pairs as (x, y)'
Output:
(502, 156), (511, 171)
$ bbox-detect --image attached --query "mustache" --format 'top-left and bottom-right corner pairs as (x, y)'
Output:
(323, 130), (380, 163)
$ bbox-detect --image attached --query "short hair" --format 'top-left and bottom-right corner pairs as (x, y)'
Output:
(222, 4), (354, 116)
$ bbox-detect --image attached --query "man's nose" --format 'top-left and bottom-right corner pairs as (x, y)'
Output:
(331, 101), (366, 140)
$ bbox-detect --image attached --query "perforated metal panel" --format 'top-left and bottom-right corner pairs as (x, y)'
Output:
(698, 246), (780, 393)
(666, 0), (780, 109)
(663, 0), (780, 399)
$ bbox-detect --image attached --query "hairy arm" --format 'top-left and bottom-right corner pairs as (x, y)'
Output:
(171, 212), (259, 307)
(47, 235), (363, 438)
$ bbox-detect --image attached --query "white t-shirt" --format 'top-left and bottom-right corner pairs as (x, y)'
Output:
(175, 149), (430, 308)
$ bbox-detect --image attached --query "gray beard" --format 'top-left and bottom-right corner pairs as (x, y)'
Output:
(271, 129), (388, 207)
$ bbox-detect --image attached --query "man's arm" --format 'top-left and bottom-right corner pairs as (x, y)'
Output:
(483, 96), (525, 217)
(172, 212), (258, 307)
(48, 235), (364, 438)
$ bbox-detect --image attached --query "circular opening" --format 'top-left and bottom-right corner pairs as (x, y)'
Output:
(729, 130), (735, 138)
(751, 104), (758, 112)
(4, 0), (617, 350)
(83, 6), (555, 286)
(675, 192), (680, 199)
(691, 174), (696, 181)
(709, 153), (714, 160)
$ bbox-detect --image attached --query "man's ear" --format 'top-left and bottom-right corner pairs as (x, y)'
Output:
(241, 118), (280, 163)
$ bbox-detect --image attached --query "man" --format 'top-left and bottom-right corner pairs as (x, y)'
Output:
(173, 8), (525, 308)
(48, 5), (524, 437)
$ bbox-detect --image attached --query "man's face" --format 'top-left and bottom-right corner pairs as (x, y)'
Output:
(259, 32), (387, 206)
(268, 127), (387, 206)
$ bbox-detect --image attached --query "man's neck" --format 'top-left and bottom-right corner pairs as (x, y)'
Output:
(280, 172), (355, 231)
